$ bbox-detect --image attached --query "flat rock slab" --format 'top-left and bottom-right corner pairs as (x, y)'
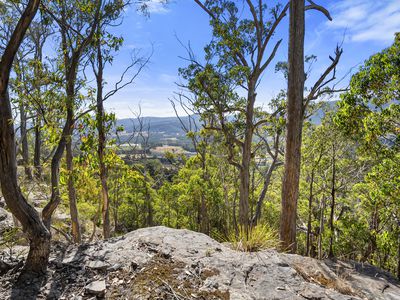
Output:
(80, 226), (400, 300)
(86, 260), (109, 270)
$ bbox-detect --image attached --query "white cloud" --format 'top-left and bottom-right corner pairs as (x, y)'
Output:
(328, 0), (400, 42)
(144, 0), (169, 15)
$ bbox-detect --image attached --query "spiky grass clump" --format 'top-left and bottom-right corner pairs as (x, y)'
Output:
(229, 225), (280, 252)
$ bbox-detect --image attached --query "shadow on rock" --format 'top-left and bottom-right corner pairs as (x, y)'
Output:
(10, 271), (46, 300)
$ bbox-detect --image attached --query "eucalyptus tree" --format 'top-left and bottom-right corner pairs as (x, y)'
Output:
(0, 0), (51, 275)
(171, 96), (213, 234)
(90, 0), (150, 239)
(335, 33), (400, 277)
(280, 0), (344, 252)
(11, 15), (54, 181)
(335, 33), (400, 156)
(25, 14), (54, 180)
(183, 0), (290, 233)
(0, 0), (35, 180)
(41, 0), (102, 243)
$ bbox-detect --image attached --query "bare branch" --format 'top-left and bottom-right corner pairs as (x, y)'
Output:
(305, 0), (332, 21)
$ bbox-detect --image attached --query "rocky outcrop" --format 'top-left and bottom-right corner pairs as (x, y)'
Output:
(1, 226), (399, 299)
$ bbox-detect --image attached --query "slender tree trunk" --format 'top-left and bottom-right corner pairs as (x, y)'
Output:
(318, 196), (325, 260)
(42, 124), (67, 228)
(233, 188), (239, 236)
(328, 143), (336, 258)
(306, 169), (315, 256)
(95, 43), (111, 239)
(33, 115), (42, 179)
(19, 101), (33, 179)
(280, 0), (305, 253)
(42, 75), (76, 229)
(252, 158), (278, 226)
(200, 151), (209, 234)
(239, 159), (250, 232)
(66, 135), (81, 243)
(32, 41), (44, 181)
(238, 83), (256, 234)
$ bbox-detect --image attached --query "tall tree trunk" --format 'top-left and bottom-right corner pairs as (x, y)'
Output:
(95, 43), (111, 239)
(0, 0), (51, 275)
(66, 135), (81, 243)
(19, 101), (33, 179)
(238, 84), (256, 234)
(33, 115), (42, 179)
(328, 143), (336, 258)
(280, 0), (305, 253)
(306, 169), (315, 256)
(200, 151), (209, 234)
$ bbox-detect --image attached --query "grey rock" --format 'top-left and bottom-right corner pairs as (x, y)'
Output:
(85, 280), (106, 295)
(79, 226), (400, 300)
(86, 260), (109, 270)
(1, 226), (399, 300)
(0, 208), (13, 234)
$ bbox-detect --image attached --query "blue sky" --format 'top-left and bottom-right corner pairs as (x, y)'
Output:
(102, 0), (400, 118)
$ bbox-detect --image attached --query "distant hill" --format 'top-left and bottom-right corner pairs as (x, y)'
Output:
(116, 115), (201, 136)
(114, 101), (339, 146)
(306, 100), (338, 125)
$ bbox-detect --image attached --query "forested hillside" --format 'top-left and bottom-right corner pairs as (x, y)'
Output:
(0, 0), (399, 299)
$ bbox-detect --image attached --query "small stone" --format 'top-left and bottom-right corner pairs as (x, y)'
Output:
(276, 286), (286, 291)
(85, 280), (106, 296)
(108, 263), (122, 271)
(86, 260), (109, 270)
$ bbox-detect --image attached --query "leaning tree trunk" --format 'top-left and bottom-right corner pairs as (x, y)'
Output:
(252, 156), (279, 226)
(0, 91), (51, 274)
(67, 134), (81, 243)
(42, 123), (68, 228)
(280, 0), (305, 253)
(0, 0), (51, 275)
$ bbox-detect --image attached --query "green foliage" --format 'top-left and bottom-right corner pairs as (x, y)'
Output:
(335, 34), (400, 155)
(0, 227), (23, 258)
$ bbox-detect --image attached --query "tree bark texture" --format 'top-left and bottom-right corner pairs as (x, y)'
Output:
(280, 0), (305, 253)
